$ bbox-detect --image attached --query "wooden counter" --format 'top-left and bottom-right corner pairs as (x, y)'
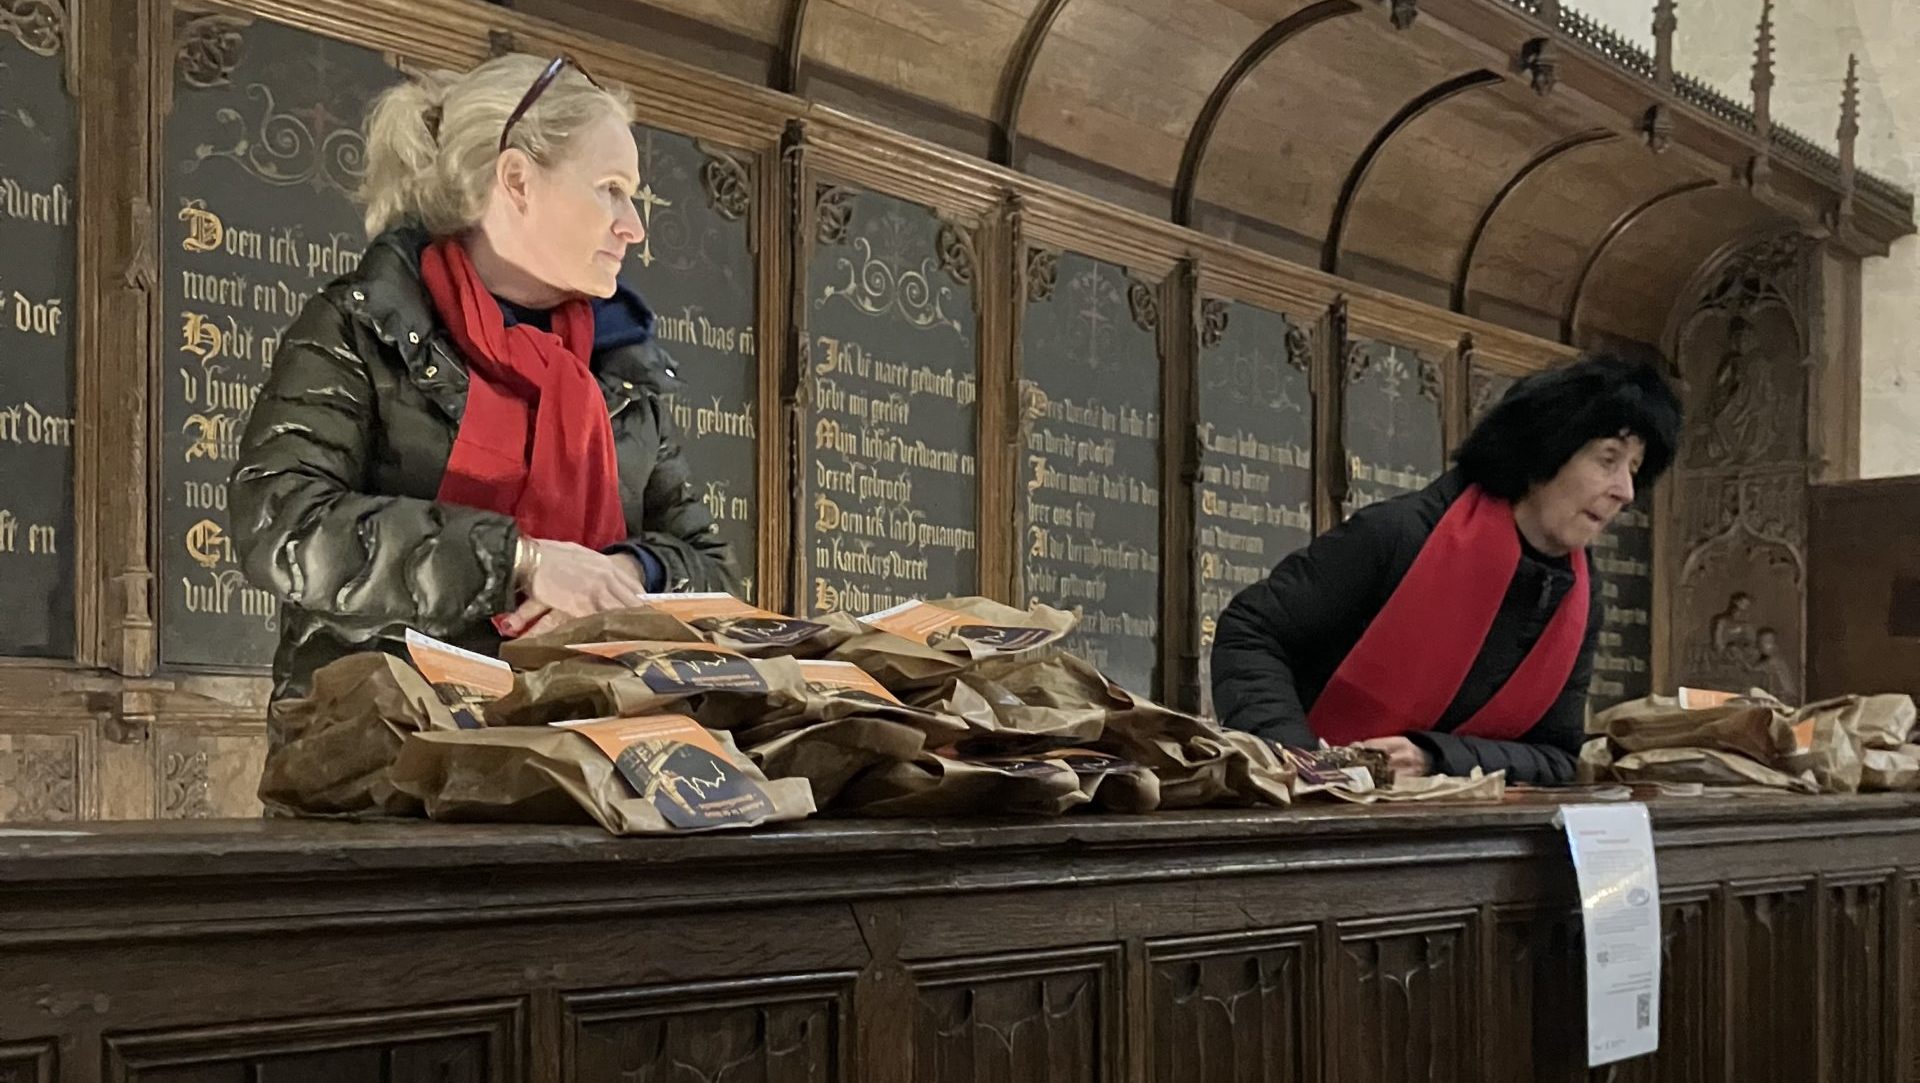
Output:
(1, 793), (1915, 1082)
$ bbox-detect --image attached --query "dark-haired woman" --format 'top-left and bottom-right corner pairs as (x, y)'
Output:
(1210, 354), (1683, 785)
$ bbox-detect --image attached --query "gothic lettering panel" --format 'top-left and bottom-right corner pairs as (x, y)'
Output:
(619, 130), (760, 600)
(803, 185), (979, 616)
(0, 7), (77, 657)
(1342, 339), (1442, 517)
(1021, 252), (1162, 697)
(564, 978), (848, 1082)
(1589, 494), (1654, 711)
(1330, 916), (1471, 1082)
(1194, 301), (1312, 717)
(1146, 930), (1314, 1083)
(912, 949), (1115, 1083)
(160, 14), (398, 667)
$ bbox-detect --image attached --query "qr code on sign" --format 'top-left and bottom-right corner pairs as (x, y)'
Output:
(1636, 992), (1652, 1029)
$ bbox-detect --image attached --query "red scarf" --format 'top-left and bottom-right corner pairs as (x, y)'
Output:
(418, 238), (627, 550)
(1306, 484), (1588, 745)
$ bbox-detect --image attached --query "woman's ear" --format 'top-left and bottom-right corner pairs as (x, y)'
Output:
(494, 149), (534, 215)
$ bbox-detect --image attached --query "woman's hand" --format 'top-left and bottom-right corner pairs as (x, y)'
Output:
(495, 539), (647, 637)
(1353, 736), (1434, 778)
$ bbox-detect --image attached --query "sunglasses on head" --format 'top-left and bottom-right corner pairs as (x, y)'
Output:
(498, 54), (605, 154)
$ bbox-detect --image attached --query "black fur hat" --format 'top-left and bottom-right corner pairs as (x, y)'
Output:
(1453, 353), (1683, 501)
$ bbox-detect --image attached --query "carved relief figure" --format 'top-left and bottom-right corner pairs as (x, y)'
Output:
(1751, 627), (1798, 704)
(1694, 591), (1798, 702)
(1704, 311), (1773, 465)
(1707, 591), (1754, 659)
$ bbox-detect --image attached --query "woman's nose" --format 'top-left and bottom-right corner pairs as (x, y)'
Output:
(616, 198), (645, 243)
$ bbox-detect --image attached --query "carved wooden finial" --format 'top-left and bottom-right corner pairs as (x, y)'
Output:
(1751, 0), (1774, 136)
(1539, 0), (1561, 24)
(1654, 0), (1678, 88)
(1838, 53), (1860, 201)
(1521, 37), (1560, 96)
(1643, 103), (1674, 153)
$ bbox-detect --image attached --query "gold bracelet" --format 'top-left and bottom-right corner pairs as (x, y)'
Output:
(513, 536), (541, 591)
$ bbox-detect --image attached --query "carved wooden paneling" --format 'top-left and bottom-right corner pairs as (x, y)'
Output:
(1330, 914), (1473, 1082)
(1671, 469), (1806, 701)
(1911, 878), (1920, 1083)
(1667, 234), (1813, 703)
(910, 947), (1119, 1083)
(1725, 885), (1817, 1083)
(151, 727), (262, 819)
(103, 1001), (523, 1083)
(562, 974), (852, 1082)
(1467, 364), (1515, 427)
(0, 1042), (55, 1083)
(1592, 893), (1714, 1083)
(0, 726), (82, 822)
(1823, 879), (1889, 1083)
(1485, 909), (1582, 1083)
(1146, 929), (1316, 1083)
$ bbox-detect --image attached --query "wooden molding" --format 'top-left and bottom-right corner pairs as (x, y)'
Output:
(1454, 128), (1617, 313)
(1564, 179), (1718, 344)
(1322, 68), (1504, 276)
(1170, 0), (1360, 228)
(989, 0), (1071, 168)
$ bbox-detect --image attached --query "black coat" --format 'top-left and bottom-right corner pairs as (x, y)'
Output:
(231, 227), (736, 710)
(1209, 471), (1599, 784)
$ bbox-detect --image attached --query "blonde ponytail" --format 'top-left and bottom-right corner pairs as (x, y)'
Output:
(359, 68), (457, 238)
(356, 54), (632, 239)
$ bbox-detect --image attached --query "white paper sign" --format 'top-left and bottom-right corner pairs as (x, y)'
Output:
(1558, 802), (1661, 1066)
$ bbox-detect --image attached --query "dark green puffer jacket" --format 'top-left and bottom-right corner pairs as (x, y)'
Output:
(231, 226), (735, 708)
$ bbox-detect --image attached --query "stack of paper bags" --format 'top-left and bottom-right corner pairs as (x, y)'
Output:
(259, 595), (1298, 834)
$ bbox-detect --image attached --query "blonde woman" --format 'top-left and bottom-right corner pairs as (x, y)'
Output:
(232, 54), (734, 714)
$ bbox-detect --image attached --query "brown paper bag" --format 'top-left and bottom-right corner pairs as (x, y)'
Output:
(862, 597), (1076, 659)
(1319, 768), (1506, 805)
(1839, 694), (1918, 750)
(815, 598), (1073, 696)
(634, 593), (847, 655)
(747, 715), (937, 806)
(390, 715), (814, 834)
(1605, 746), (1817, 793)
(498, 610), (706, 670)
(1576, 737), (1616, 784)
(835, 751), (1095, 816)
(1862, 745), (1920, 791)
(489, 651), (809, 728)
(730, 660), (971, 748)
(499, 603), (855, 668)
(824, 627), (977, 693)
(950, 650), (1293, 808)
(1783, 697), (1866, 793)
(258, 653), (461, 817)
(1592, 694), (1798, 764)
